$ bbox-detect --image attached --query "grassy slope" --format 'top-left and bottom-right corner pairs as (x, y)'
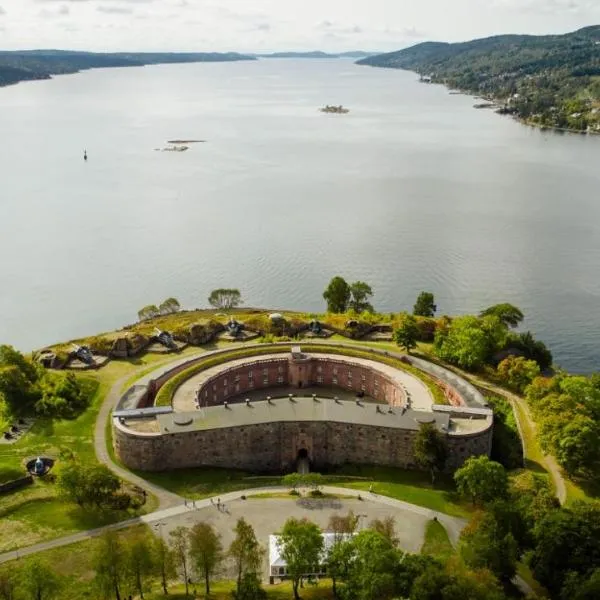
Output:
(421, 518), (454, 561)
(0, 351), (201, 552)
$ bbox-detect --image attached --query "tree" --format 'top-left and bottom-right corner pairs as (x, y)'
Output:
(93, 531), (125, 600)
(322, 276), (351, 313)
(368, 516), (398, 546)
(348, 281), (374, 313)
(169, 526), (190, 598)
(125, 532), (156, 599)
(529, 502), (600, 596)
(459, 511), (519, 581)
(229, 518), (263, 594)
(137, 304), (160, 321)
(343, 530), (400, 600)
(413, 292), (437, 317)
(480, 303), (524, 328)
(434, 315), (505, 370)
(0, 571), (15, 600)
(508, 331), (553, 370)
(278, 518), (324, 600)
(189, 522), (223, 596)
(326, 538), (355, 600)
(232, 574), (267, 600)
(454, 456), (509, 506)
(159, 297), (181, 314)
(208, 288), (243, 310)
(57, 460), (120, 508)
(282, 473), (301, 493)
(496, 356), (540, 393)
(328, 511), (359, 540)
(19, 560), (60, 600)
(152, 536), (176, 596)
(413, 422), (448, 483)
(394, 314), (419, 354)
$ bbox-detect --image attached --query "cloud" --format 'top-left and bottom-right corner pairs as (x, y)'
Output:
(255, 22), (271, 32)
(39, 4), (70, 18)
(97, 6), (133, 14)
(0, 6), (6, 16)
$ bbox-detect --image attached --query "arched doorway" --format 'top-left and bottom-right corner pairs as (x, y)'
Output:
(296, 448), (310, 474)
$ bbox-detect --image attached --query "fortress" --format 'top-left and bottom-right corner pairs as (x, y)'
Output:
(113, 345), (493, 473)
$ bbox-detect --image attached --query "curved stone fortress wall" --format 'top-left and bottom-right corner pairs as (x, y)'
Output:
(192, 354), (409, 409)
(113, 345), (493, 473)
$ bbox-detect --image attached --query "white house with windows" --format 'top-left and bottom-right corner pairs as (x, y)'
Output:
(268, 533), (354, 584)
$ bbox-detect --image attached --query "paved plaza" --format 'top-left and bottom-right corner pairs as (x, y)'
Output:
(156, 495), (436, 580)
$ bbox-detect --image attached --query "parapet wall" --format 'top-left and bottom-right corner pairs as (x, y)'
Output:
(113, 416), (490, 473)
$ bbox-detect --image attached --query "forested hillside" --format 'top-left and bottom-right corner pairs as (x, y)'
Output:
(0, 50), (255, 88)
(359, 26), (600, 132)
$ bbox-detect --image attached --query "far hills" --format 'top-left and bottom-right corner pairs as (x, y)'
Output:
(254, 50), (374, 59)
(358, 26), (600, 132)
(0, 49), (254, 88)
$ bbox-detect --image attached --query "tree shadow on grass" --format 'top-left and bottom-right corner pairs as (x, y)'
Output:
(523, 458), (548, 474)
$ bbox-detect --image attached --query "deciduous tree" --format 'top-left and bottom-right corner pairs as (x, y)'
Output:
(459, 511), (519, 581)
(137, 304), (160, 321)
(323, 276), (351, 313)
(159, 297), (181, 314)
(0, 570), (16, 600)
(368, 516), (398, 546)
(152, 536), (175, 596)
(93, 531), (125, 600)
(169, 526), (190, 598)
(394, 314), (419, 354)
(348, 281), (374, 313)
(496, 355), (540, 393)
(208, 288), (243, 310)
(189, 522), (223, 596)
(413, 422), (448, 483)
(454, 456), (508, 506)
(413, 292), (437, 317)
(125, 532), (156, 599)
(229, 518), (263, 594)
(19, 560), (60, 600)
(278, 518), (323, 600)
(480, 303), (524, 328)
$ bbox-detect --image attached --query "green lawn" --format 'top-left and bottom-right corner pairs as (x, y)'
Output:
(136, 467), (282, 499)
(0, 529), (335, 600)
(334, 466), (470, 518)
(421, 519), (454, 561)
(0, 351), (197, 552)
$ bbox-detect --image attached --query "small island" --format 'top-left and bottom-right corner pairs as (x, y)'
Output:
(320, 104), (350, 114)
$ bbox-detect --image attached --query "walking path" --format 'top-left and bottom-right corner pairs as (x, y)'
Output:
(0, 485), (464, 565)
(94, 368), (189, 509)
(462, 375), (567, 505)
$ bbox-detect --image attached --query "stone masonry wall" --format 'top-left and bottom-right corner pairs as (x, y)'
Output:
(196, 356), (404, 407)
(114, 418), (492, 473)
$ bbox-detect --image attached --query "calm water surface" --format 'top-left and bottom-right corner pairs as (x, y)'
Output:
(0, 59), (599, 373)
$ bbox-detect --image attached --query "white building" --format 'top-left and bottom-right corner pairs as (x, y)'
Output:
(268, 533), (354, 584)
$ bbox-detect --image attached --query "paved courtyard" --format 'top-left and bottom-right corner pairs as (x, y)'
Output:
(156, 496), (434, 580)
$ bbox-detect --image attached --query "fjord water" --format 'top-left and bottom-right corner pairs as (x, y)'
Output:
(0, 59), (599, 372)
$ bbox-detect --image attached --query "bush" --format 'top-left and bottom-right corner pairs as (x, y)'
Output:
(486, 396), (523, 469)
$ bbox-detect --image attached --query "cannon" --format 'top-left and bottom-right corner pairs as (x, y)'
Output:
(226, 319), (243, 337)
(154, 328), (176, 349)
(309, 320), (322, 334)
(72, 344), (94, 365)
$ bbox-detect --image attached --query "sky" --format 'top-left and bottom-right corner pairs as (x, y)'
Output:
(0, 0), (599, 52)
